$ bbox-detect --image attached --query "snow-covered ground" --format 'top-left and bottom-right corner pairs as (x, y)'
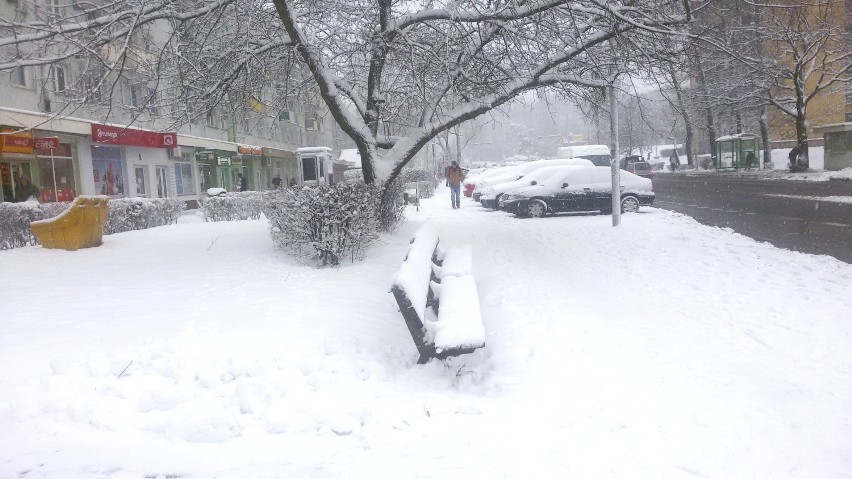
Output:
(2, 189), (851, 478)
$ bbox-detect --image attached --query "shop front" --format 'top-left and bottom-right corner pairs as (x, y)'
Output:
(237, 144), (263, 191)
(2, 128), (80, 203)
(263, 147), (297, 188)
(90, 124), (176, 199)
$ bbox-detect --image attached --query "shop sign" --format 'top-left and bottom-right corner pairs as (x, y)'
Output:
(91, 124), (177, 148)
(35, 137), (61, 149)
(217, 157), (231, 166)
(238, 145), (263, 155)
(231, 156), (243, 165)
(0, 128), (35, 153)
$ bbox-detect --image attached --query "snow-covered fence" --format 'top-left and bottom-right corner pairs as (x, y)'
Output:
(1, 197), (185, 250)
(104, 197), (185, 234)
(390, 220), (485, 364)
(401, 168), (437, 199)
(198, 191), (263, 222)
(262, 183), (380, 267)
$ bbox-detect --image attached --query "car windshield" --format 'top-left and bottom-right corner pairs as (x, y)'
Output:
(633, 163), (650, 170)
(579, 154), (611, 166)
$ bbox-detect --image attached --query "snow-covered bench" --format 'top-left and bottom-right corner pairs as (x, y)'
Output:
(390, 220), (485, 364)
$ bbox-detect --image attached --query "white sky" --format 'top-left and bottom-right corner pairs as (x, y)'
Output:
(1, 185), (851, 478)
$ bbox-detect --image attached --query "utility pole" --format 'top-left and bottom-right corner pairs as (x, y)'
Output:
(609, 47), (621, 227)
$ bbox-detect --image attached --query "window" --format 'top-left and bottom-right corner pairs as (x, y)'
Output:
(10, 66), (26, 87)
(278, 109), (291, 122)
(174, 162), (195, 195)
(43, 97), (51, 112)
(53, 66), (66, 92)
(121, 83), (139, 107)
(36, 143), (76, 202)
(81, 74), (103, 102)
(206, 110), (215, 127)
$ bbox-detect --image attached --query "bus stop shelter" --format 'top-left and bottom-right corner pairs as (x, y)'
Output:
(715, 133), (761, 170)
(813, 122), (852, 171)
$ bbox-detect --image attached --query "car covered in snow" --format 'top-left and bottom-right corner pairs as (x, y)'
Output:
(478, 165), (589, 209)
(463, 166), (513, 197)
(498, 166), (655, 217)
(472, 157), (594, 201)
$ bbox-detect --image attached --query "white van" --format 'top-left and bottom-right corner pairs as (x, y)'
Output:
(555, 144), (612, 166)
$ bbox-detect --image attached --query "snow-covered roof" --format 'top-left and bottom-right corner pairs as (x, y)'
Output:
(557, 144), (610, 157)
(335, 148), (362, 168)
(296, 146), (332, 154)
(716, 133), (760, 142)
(813, 122), (852, 133)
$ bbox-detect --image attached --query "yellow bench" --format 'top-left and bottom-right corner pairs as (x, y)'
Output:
(30, 196), (109, 251)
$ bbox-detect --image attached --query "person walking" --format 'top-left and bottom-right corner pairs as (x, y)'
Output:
(445, 161), (465, 209)
(669, 151), (680, 172)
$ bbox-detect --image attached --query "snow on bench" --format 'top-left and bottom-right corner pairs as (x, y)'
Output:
(391, 220), (485, 364)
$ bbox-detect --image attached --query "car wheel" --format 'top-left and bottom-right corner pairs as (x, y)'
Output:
(621, 196), (640, 213)
(527, 200), (547, 218)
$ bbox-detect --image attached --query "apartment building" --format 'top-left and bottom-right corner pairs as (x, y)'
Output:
(0, 0), (334, 205)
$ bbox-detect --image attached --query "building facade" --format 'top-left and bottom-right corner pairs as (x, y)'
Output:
(0, 0), (335, 206)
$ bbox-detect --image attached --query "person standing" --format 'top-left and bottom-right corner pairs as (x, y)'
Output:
(237, 173), (248, 192)
(445, 161), (465, 209)
(14, 176), (40, 202)
(788, 145), (801, 171)
(669, 151), (680, 172)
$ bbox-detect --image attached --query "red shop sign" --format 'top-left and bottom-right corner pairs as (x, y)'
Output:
(238, 144), (263, 156)
(91, 124), (177, 148)
(35, 137), (61, 149)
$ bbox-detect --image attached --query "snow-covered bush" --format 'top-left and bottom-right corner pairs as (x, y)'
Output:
(0, 201), (70, 249)
(198, 191), (263, 222)
(1, 197), (183, 249)
(376, 180), (406, 232)
(262, 183), (381, 267)
(104, 197), (186, 235)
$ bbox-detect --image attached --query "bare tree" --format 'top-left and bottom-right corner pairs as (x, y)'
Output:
(3, 0), (692, 202)
(760, 0), (850, 170)
(682, 0), (850, 171)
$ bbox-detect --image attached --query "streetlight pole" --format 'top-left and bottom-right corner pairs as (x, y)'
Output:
(609, 64), (621, 227)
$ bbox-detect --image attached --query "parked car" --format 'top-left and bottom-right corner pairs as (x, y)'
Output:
(478, 165), (588, 209)
(624, 160), (654, 179)
(498, 166), (655, 218)
(464, 166), (516, 198)
(472, 158), (594, 202)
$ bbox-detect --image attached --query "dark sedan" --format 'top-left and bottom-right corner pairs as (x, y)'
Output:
(499, 166), (655, 217)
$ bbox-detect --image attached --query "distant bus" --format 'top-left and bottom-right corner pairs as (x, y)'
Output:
(555, 144), (612, 166)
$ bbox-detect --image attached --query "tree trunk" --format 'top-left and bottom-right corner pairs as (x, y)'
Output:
(794, 109), (809, 171)
(759, 106), (771, 169)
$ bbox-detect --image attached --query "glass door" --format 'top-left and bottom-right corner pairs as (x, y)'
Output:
(1, 161), (34, 202)
(156, 166), (169, 198)
(135, 166), (148, 197)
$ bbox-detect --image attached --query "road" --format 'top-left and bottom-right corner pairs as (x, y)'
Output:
(651, 174), (852, 264)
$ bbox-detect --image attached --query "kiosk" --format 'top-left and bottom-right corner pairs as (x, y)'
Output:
(296, 147), (333, 186)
